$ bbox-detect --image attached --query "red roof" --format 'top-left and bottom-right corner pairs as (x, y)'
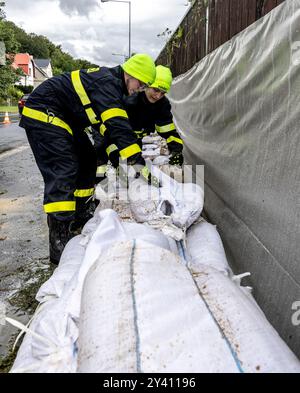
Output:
(12, 53), (32, 75)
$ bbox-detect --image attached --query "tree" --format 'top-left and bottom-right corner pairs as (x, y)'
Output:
(0, 3), (22, 100)
(0, 65), (22, 100)
(0, 20), (20, 53)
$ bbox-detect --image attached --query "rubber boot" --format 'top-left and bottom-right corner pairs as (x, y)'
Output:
(70, 197), (97, 235)
(47, 215), (74, 265)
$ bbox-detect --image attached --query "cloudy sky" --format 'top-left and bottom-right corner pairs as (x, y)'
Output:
(5, 0), (191, 66)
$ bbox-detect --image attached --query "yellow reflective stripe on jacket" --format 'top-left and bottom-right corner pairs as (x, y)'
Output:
(100, 123), (107, 136)
(106, 144), (118, 156)
(22, 107), (73, 136)
(87, 67), (100, 73)
(71, 70), (91, 106)
(85, 107), (100, 125)
(71, 70), (99, 125)
(166, 136), (183, 145)
(155, 122), (176, 133)
(96, 165), (107, 175)
(101, 108), (128, 123)
(74, 188), (94, 197)
(134, 130), (145, 139)
(119, 143), (141, 159)
(44, 201), (76, 213)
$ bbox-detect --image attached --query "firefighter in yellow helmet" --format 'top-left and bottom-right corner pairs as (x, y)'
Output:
(94, 65), (184, 180)
(19, 54), (157, 264)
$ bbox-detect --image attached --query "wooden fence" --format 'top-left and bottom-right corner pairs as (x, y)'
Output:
(156, 0), (285, 76)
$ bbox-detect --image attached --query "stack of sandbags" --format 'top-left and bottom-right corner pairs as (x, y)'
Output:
(10, 210), (177, 373)
(77, 239), (300, 373)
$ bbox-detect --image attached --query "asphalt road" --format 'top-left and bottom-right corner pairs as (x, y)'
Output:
(0, 122), (52, 368)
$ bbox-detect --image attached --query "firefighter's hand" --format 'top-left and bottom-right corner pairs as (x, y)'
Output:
(138, 166), (161, 188)
(169, 151), (184, 167)
(127, 154), (161, 187)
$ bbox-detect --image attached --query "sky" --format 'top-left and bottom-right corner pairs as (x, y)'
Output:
(5, 0), (191, 66)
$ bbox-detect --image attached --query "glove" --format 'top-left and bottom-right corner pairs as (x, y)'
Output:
(139, 166), (161, 188)
(95, 164), (107, 184)
(127, 154), (160, 187)
(169, 151), (184, 167)
(117, 153), (161, 188)
(109, 149), (120, 169)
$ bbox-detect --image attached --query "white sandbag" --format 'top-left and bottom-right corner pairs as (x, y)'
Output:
(159, 164), (184, 183)
(142, 135), (161, 144)
(36, 235), (86, 302)
(10, 210), (178, 373)
(129, 166), (204, 230)
(77, 240), (242, 373)
(142, 144), (158, 150)
(191, 265), (300, 373)
(152, 156), (170, 166)
(151, 165), (204, 229)
(186, 220), (232, 275)
(128, 178), (166, 223)
(142, 147), (161, 158)
(124, 222), (178, 255)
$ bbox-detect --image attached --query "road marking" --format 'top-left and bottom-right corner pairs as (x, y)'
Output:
(0, 145), (29, 160)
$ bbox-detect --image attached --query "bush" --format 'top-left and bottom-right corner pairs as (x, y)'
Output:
(8, 85), (23, 100)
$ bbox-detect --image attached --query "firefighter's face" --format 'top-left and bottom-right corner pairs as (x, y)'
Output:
(126, 77), (147, 95)
(145, 87), (165, 103)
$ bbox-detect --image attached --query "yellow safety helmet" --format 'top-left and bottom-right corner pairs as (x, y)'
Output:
(122, 54), (156, 86)
(150, 65), (173, 93)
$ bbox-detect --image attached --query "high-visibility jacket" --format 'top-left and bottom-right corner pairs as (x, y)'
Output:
(124, 91), (183, 153)
(93, 91), (184, 167)
(20, 66), (142, 161)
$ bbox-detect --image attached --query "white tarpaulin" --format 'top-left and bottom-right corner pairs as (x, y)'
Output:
(168, 0), (300, 357)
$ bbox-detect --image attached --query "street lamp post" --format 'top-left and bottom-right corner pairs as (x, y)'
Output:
(112, 53), (128, 61)
(101, 0), (131, 59)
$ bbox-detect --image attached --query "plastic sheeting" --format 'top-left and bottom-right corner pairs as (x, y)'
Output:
(168, 0), (300, 357)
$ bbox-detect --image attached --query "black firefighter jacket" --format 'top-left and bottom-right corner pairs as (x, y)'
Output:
(19, 65), (142, 161)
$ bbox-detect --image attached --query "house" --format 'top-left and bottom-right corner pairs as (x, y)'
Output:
(12, 53), (34, 87)
(34, 59), (53, 78)
(11, 54), (53, 89)
(33, 61), (50, 88)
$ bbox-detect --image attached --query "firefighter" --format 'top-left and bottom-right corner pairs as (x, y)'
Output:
(19, 54), (157, 264)
(93, 65), (184, 180)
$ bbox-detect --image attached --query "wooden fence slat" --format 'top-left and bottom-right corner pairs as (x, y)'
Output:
(156, 0), (284, 76)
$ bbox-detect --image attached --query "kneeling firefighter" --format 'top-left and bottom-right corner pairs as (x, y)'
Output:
(93, 65), (184, 180)
(20, 54), (157, 264)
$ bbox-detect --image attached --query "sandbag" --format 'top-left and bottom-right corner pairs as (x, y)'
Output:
(142, 144), (158, 150)
(152, 156), (170, 166)
(77, 240), (241, 373)
(10, 210), (178, 373)
(186, 220), (232, 275)
(191, 265), (300, 373)
(129, 166), (204, 230)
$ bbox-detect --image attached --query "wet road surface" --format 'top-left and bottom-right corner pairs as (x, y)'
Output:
(0, 123), (52, 371)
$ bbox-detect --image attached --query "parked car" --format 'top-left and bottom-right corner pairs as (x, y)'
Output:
(18, 94), (30, 115)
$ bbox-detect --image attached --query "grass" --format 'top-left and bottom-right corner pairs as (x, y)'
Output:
(0, 106), (18, 113)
